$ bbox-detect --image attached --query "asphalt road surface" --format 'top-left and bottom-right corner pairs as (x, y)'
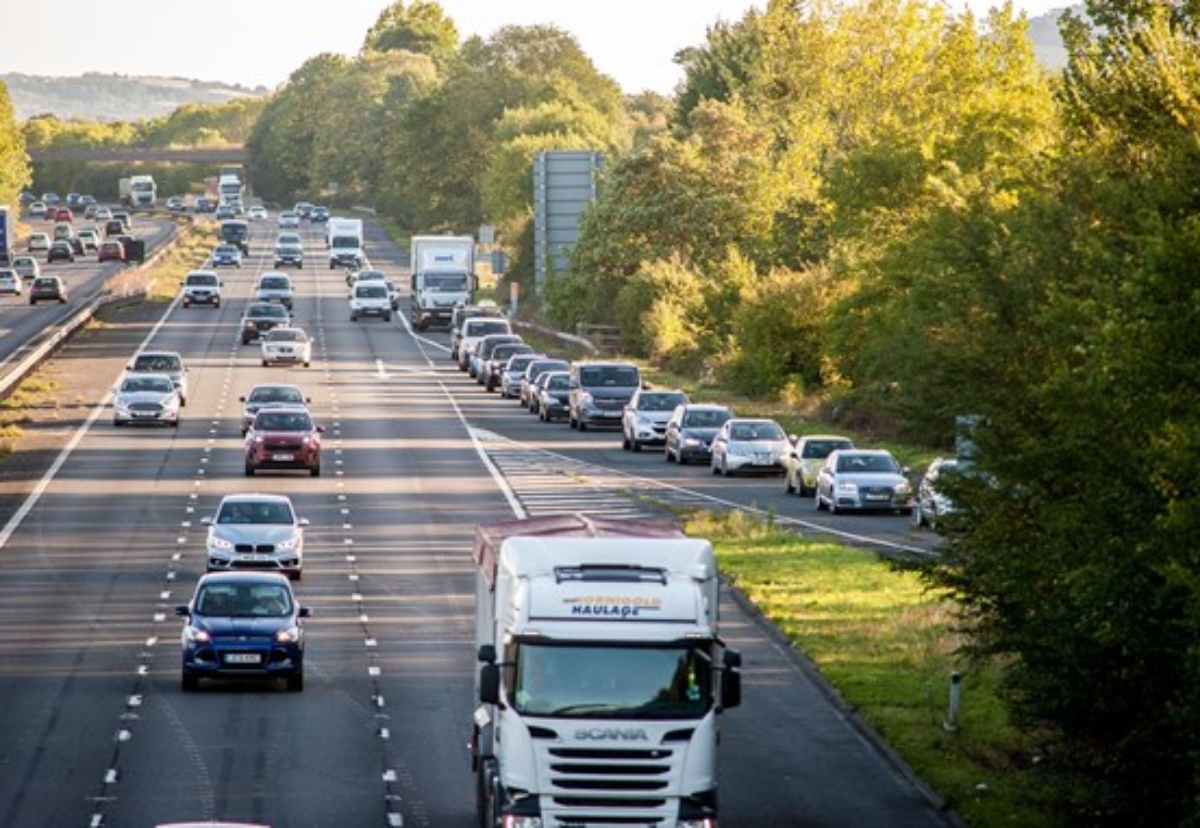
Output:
(0, 216), (958, 827)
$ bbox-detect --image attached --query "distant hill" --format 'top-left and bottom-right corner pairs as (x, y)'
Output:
(2, 72), (269, 122)
(1026, 4), (1076, 71)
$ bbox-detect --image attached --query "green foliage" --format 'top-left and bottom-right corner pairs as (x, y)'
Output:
(0, 81), (31, 203)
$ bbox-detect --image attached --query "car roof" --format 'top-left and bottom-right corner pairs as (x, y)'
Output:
(135, 349), (182, 359)
(219, 492), (294, 505)
(195, 570), (292, 589)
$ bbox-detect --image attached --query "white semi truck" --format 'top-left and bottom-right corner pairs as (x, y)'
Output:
(124, 174), (157, 207)
(470, 514), (742, 828)
(409, 234), (476, 330)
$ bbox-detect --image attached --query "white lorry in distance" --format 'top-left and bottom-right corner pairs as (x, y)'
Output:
(471, 514), (742, 828)
(328, 217), (365, 269)
(125, 174), (157, 207)
(409, 234), (476, 330)
(218, 173), (244, 206)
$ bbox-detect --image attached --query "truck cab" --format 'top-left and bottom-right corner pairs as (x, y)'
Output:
(471, 516), (741, 828)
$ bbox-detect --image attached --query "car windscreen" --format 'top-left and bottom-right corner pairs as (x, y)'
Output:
(133, 355), (181, 372)
(682, 409), (731, 428)
(217, 501), (294, 524)
(267, 330), (305, 342)
(640, 392), (687, 411)
(187, 274), (217, 286)
(803, 439), (852, 459)
(122, 377), (173, 393)
(249, 386), (304, 404)
(837, 453), (900, 473)
(260, 277), (290, 290)
(467, 320), (511, 336)
(579, 365), (640, 388)
(255, 411), (313, 431)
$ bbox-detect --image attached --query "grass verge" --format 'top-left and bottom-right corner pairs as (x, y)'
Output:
(687, 510), (1085, 828)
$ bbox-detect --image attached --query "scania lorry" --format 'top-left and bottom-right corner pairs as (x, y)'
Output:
(124, 174), (157, 207)
(470, 514), (742, 828)
(409, 234), (476, 330)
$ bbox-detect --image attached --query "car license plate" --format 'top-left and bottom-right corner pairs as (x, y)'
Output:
(272, 453), (294, 461)
(225, 653), (261, 664)
(866, 492), (889, 501)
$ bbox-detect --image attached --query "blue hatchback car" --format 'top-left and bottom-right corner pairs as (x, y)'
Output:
(176, 571), (309, 692)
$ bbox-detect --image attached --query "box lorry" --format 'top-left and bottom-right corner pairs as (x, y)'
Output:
(470, 514), (742, 828)
(0, 205), (12, 266)
(327, 217), (365, 269)
(409, 234), (476, 330)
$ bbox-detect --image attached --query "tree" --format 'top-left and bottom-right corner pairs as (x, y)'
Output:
(0, 80), (31, 206)
(363, 0), (458, 65)
(922, 2), (1200, 820)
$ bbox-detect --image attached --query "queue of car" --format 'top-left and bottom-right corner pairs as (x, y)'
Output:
(448, 304), (924, 519)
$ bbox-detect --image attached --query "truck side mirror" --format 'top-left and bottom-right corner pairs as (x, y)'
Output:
(478, 644), (496, 663)
(479, 663), (500, 704)
(410, 275), (417, 291)
(721, 649), (742, 710)
(469, 273), (478, 292)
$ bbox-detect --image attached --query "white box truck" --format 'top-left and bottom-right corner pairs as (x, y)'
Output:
(328, 217), (365, 269)
(470, 514), (742, 828)
(409, 234), (476, 330)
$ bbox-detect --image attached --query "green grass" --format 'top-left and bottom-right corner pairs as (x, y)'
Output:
(685, 510), (1085, 828)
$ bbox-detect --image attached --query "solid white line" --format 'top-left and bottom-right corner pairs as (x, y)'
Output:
(0, 291), (181, 550)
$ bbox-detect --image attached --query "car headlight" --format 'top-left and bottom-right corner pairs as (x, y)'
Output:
(208, 535), (234, 551)
(578, 391), (595, 406)
(276, 626), (300, 644)
(276, 534), (301, 551)
(895, 480), (913, 496)
(186, 626), (211, 643)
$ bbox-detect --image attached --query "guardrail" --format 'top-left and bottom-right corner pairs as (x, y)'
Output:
(0, 220), (182, 402)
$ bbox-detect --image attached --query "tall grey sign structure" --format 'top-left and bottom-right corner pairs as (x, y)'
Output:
(533, 150), (603, 295)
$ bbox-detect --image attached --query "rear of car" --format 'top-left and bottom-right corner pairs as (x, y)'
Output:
(29, 275), (67, 304)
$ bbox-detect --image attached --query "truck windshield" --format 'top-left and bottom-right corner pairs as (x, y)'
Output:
(423, 273), (468, 292)
(507, 642), (712, 719)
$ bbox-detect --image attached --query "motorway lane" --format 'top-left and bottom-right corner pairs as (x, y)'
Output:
(0, 217), (956, 827)
(0, 215), (177, 366)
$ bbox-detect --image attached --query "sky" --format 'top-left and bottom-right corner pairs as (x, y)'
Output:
(1, 1), (1073, 96)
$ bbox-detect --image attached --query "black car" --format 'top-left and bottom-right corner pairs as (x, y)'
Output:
(240, 303), (292, 344)
(273, 243), (304, 269)
(46, 240), (75, 263)
(664, 404), (735, 465)
(309, 206), (329, 223)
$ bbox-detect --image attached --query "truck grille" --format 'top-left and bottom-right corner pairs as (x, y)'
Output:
(539, 745), (680, 826)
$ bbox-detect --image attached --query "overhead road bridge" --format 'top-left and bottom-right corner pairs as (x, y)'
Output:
(27, 146), (249, 163)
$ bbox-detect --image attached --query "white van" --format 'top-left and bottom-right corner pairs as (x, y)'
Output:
(349, 281), (392, 322)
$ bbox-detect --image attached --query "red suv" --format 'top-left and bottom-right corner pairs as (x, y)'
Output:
(244, 406), (323, 477)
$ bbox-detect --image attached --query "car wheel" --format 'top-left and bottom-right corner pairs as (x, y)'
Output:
(350, 313), (357, 321)
(815, 491), (824, 511)
(711, 459), (720, 475)
(262, 359), (268, 366)
(113, 418), (124, 427)
(287, 671), (304, 692)
(304, 361), (311, 368)
(170, 419), (180, 429)
(785, 474), (796, 494)
(244, 461), (255, 477)
(181, 671), (199, 692)
(721, 459), (731, 477)
(311, 464), (321, 478)
(622, 432), (631, 450)
(539, 407), (548, 422)
(578, 419), (588, 432)
(632, 439), (642, 453)
(384, 313), (392, 322)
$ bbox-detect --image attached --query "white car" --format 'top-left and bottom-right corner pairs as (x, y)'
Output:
(278, 211), (300, 229)
(27, 232), (50, 252)
(621, 388), (690, 451)
(710, 417), (790, 477)
(12, 255), (40, 281)
(815, 449), (913, 514)
(255, 272), (294, 309)
(201, 493), (307, 578)
(247, 205), (268, 220)
(261, 327), (313, 367)
(112, 373), (181, 427)
(0, 268), (22, 295)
